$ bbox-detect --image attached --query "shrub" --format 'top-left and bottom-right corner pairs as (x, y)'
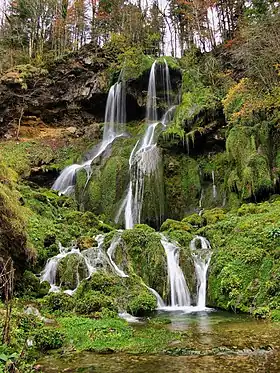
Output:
(33, 328), (64, 351)
(128, 292), (157, 317)
(44, 292), (75, 312)
(75, 291), (116, 315)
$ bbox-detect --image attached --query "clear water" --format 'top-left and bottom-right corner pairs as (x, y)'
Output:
(39, 310), (280, 373)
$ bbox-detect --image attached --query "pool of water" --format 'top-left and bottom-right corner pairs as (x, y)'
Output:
(39, 309), (280, 373)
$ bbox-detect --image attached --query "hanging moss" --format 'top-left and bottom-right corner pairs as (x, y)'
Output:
(226, 125), (273, 200)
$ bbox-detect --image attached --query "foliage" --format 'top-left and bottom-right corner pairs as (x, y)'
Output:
(43, 292), (75, 313)
(75, 291), (117, 315)
(15, 271), (50, 298)
(127, 292), (157, 317)
(33, 328), (64, 351)
(202, 200), (280, 315)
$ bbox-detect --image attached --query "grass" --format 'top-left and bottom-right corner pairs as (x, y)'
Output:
(57, 316), (182, 353)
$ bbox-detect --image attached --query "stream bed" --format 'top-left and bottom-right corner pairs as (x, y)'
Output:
(38, 309), (280, 373)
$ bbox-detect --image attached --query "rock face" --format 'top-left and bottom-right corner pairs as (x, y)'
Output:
(0, 45), (182, 138)
(0, 44), (110, 136)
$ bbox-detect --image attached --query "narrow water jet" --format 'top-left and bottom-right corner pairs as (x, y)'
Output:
(160, 235), (191, 307)
(190, 236), (212, 308)
(146, 286), (166, 308)
(212, 170), (217, 200)
(107, 233), (128, 278)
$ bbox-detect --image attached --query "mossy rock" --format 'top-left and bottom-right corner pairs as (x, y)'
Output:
(127, 292), (157, 317)
(160, 219), (193, 233)
(121, 228), (167, 298)
(44, 292), (75, 312)
(182, 214), (205, 228)
(202, 208), (226, 225)
(57, 254), (89, 290)
(75, 290), (117, 314)
(75, 270), (157, 316)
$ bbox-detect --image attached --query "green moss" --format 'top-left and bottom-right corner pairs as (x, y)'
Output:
(43, 292), (75, 313)
(226, 124), (273, 200)
(57, 254), (89, 290)
(160, 219), (193, 232)
(75, 291), (117, 314)
(202, 208), (226, 225)
(75, 270), (157, 316)
(204, 200), (280, 314)
(182, 214), (205, 228)
(127, 292), (157, 317)
(121, 228), (167, 297)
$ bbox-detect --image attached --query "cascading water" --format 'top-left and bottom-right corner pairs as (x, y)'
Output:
(160, 235), (191, 307)
(117, 60), (174, 229)
(52, 74), (126, 195)
(190, 236), (212, 309)
(40, 235), (106, 294)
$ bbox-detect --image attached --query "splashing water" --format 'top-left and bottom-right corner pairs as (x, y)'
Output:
(190, 236), (212, 309)
(52, 75), (126, 195)
(160, 235), (191, 307)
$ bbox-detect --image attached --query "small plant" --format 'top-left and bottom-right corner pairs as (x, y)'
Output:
(267, 228), (280, 239)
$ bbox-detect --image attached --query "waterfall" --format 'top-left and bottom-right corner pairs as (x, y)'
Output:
(118, 60), (174, 229)
(190, 236), (212, 309)
(160, 235), (191, 307)
(212, 170), (217, 200)
(52, 74), (126, 195)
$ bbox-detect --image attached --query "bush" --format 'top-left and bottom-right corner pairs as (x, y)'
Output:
(33, 328), (64, 351)
(44, 292), (75, 313)
(75, 291), (116, 315)
(16, 271), (50, 298)
(128, 292), (157, 317)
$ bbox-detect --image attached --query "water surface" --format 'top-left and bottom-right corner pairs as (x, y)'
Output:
(39, 309), (280, 373)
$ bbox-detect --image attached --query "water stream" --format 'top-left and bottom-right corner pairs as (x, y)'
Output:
(52, 75), (126, 195)
(190, 236), (212, 309)
(160, 235), (191, 308)
(39, 310), (280, 373)
(118, 60), (174, 229)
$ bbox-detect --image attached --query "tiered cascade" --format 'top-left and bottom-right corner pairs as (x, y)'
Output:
(43, 61), (213, 315)
(117, 60), (175, 229)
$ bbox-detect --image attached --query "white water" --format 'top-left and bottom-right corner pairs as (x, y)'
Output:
(190, 236), (212, 308)
(160, 235), (191, 307)
(52, 77), (126, 195)
(40, 236), (106, 294)
(212, 170), (217, 200)
(119, 60), (174, 229)
(107, 232), (128, 278)
(147, 286), (166, 308)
